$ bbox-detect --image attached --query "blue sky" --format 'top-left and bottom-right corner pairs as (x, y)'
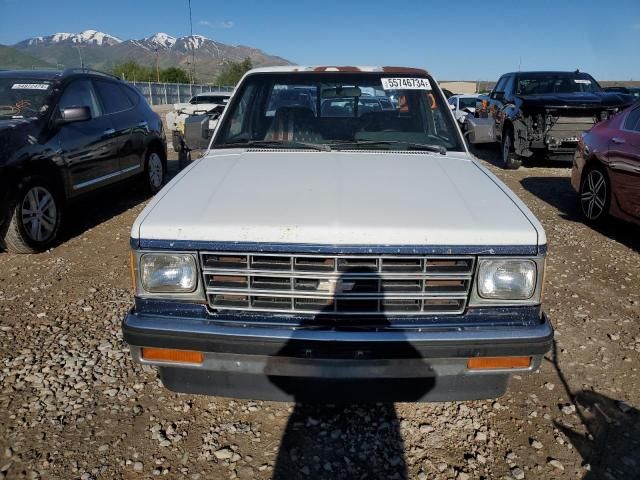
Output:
(1, 0), (639, 80)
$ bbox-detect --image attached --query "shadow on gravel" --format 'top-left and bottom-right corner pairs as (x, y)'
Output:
(549, 341), (640, 479)
(521, 176), (640, 253)
(59, 179), (150, 244)
(268, 271), (435, 480)
(58, 158), (185, 245)
(470, 145), (573, 169)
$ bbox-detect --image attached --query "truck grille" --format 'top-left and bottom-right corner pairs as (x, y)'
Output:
(200, 252), (474, 315)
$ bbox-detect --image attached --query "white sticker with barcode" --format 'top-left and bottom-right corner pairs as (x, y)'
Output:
(574, 79), (591, 84)
(381, 77), (432, 90)
(11, 83), (50, 90)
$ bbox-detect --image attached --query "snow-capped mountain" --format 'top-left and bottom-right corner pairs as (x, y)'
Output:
(19, 30), (122, 47)
(11, 30), (292, 82)
(145, 33), (177, 49)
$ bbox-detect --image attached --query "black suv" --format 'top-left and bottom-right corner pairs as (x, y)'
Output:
(0, 69), (167, 253)
(466, 70), (634, 168)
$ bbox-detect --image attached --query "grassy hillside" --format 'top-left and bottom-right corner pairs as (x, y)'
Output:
(0, 44), (55, 69)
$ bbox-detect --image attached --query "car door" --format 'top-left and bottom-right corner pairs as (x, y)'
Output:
(607, 106), (640, 219)
(56, 79), (120, 195)
(93, 79), (145, 177)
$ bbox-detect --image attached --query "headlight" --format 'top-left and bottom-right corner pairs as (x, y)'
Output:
(477, 259), (536, 300)
(140, 253), (197, 293)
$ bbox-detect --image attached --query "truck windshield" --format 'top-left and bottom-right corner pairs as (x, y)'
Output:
(214, 72), (464, 152)
(515, 73), (601, 95)
(0, 78), (54, 119)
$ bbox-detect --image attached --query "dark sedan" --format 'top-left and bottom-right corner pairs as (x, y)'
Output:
(0, 69), (167, 253)
(572, 102), (640, 225)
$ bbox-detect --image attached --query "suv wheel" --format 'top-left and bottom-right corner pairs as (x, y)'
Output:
(580, 166), (610, 223)
(144, 149), (166, 194)
(502, 129), (522, 169)
(2, 177), (62, 254)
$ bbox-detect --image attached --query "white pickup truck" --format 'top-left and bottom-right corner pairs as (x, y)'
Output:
(123, 66), (553, 402)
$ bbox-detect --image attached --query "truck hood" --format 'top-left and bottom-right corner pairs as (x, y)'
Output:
(134, 150), (543, 248)
(517, 91), (632, 110)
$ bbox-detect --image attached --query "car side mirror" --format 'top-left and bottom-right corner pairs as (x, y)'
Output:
(58, 106), (91, 125)
(492, 91), (505, 101)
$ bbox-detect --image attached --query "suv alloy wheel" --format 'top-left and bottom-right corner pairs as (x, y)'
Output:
(2, 177), (62, 254)
(144, 150), (166, 194)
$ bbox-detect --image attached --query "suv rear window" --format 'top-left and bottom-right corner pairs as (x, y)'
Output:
(94, 80), (134, 114)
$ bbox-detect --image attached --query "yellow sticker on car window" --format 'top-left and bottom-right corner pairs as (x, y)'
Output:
(381, 78), (432, 90)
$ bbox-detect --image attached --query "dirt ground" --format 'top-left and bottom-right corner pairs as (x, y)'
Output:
(0, 140), (639, 480)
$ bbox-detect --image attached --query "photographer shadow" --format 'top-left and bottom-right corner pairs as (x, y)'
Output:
(267, 269), (436, 480)
(550, 341), (640, 479)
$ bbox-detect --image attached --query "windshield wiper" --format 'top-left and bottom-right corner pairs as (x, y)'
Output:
(329, 140), (446, 155)
(218, 139), (331, 152)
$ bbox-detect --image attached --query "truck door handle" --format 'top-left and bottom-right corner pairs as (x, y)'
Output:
(103, 128), (116, 136)
(611, 137), (625, 145)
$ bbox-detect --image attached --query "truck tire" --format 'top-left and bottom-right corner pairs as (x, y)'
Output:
(579, 166), (610, 224)
(2, 176), (62, 254)
(178, 149), (192, 170)
(502, 128), (522, 169)
(172, 131), (183, 153)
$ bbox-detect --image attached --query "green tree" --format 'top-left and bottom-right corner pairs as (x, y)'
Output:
(160, 66), (190, 83)
(215, 58), (253, 86)
(113, 60), (154, 82)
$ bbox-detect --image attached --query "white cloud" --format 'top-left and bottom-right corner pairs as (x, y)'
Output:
(198, 20), (234, 29)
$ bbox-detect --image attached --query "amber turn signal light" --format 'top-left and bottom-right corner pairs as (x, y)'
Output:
(141, 347), (204, 364)
(467, 356), (531, 370)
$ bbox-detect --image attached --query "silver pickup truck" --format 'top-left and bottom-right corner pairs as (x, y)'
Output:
(123, 66), (553, 402)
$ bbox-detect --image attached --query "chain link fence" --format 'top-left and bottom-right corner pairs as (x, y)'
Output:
(128, 81), (234, 105)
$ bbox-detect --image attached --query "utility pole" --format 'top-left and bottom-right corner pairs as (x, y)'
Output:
(155, 47), (160, 82)
(75, 45), (84, 70)
(188, 0), (196, 83)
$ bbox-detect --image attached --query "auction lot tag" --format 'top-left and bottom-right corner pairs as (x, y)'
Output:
(381, 78), (432, 90)
(574, 79), (591, 84)
(11, 83), (50, 90)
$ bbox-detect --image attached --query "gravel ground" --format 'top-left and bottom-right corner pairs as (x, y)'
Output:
(0, 141), (639, 480)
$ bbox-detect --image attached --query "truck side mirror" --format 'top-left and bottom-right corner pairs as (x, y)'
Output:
(184, 114), (212, 150)
(492, 91), (505, 101)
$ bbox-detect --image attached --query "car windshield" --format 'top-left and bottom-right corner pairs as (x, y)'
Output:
(458, 97), (478, 109)
(190, 95), (229, 104)
(515, 73), (601, 95)
(214, 72), (464, 152)
(0, 77), (55, 119)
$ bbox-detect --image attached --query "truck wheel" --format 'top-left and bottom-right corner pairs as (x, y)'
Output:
(143, 149), (166, 194)
(171, 132), (182, 153)
(579, 166), (610, 223)
(178, 149), (192, 170)
(2, 176), (62, 254)
(502, 129), (522, 169)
